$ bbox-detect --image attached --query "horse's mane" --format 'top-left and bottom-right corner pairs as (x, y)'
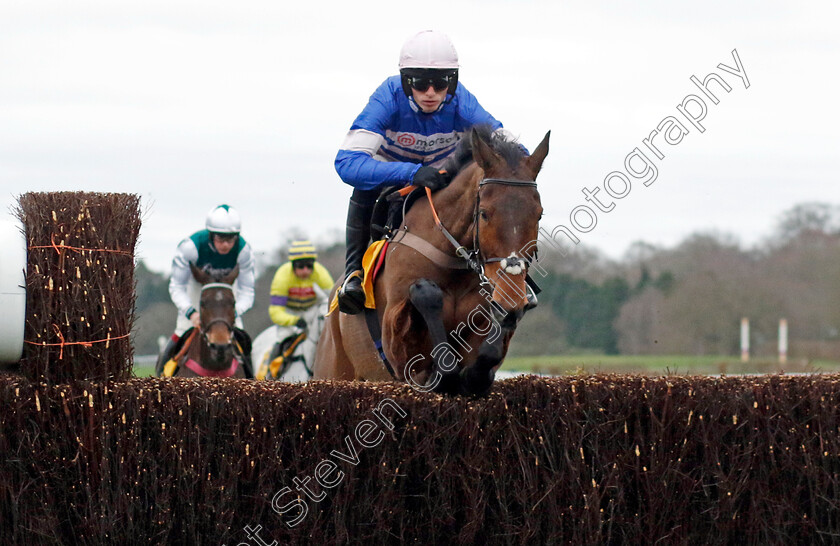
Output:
(442, 125), (527, 179)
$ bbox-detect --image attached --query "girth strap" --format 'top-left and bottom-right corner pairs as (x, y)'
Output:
(364, 308), (397, 379)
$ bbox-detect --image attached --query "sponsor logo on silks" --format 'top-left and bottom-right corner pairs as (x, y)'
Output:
(392, 132), (458, 150)
(397, 134), (416, 146)
(198, 265), (235, 280)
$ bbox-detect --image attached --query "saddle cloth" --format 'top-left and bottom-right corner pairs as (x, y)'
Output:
(328, 239), (389, 315)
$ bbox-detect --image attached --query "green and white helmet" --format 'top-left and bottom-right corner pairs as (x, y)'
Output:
(205, 204), (241, 234)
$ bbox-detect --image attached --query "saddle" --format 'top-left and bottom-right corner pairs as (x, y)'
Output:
(370, 186), (425, 241)
(257, 330), (309, 380)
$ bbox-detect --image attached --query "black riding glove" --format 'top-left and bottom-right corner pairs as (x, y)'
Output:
(295, 317), (308, 332)
(412, 166), (450, 191)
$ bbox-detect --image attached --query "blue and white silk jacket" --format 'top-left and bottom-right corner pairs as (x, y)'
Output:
(335, 76), (504, 191)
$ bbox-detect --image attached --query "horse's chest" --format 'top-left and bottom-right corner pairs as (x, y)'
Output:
(445, 287), (484, 318)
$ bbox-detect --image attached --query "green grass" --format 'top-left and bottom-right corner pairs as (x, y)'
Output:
(132, 354), (840, 378)
(134, 363), (156, 377)
(500, 354), (840, 376)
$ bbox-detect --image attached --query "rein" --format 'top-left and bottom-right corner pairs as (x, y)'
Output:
(170, 328), (198, 367)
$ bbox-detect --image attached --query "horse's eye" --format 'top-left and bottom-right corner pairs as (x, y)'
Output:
(479, 210), (489, 221)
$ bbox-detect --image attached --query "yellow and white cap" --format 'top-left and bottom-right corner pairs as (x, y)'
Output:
(288, 240), (317, 261)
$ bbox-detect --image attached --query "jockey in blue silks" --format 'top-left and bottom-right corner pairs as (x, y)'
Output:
(334, 29), (522, 315)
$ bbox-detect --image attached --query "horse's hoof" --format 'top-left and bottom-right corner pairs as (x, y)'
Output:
(461, 366), (495, 397)
(429, 370), (461, 395)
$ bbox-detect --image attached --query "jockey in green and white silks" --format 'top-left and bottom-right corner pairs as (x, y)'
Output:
(168, 204), (256, 336)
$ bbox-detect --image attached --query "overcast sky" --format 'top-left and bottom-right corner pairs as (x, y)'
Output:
(1, 1), (838, 273)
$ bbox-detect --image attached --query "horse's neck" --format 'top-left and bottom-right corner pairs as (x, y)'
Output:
(429, 164), (481, 245)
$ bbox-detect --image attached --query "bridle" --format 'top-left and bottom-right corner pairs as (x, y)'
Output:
(429, 178), (538, 289)
(199, 283), (235, 345)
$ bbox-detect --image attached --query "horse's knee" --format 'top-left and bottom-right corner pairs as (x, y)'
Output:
(409, 279), (443, 314)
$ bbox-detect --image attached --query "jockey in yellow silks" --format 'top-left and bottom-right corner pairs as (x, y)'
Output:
(263, 240), (334, 373)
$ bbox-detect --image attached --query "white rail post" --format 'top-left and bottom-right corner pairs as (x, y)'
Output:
(778, 318), (788, 364)
(740, 317), (750, 363)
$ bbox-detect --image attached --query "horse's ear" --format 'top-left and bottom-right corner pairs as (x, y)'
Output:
(219, 265), (240, 285)
(190, 263), (212, 285)
(471, 128), (503, 172)
(525, 131), (550, 178)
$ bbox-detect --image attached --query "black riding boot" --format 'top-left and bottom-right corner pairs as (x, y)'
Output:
(232, 328), (254, 379)
(155, 337), (178, 377)
(338, 196), (375, 315)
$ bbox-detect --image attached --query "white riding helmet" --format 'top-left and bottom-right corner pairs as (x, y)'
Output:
(399, 30), (460, 99)
(399, 30), (459, 70)
(205, 204), (241, 234)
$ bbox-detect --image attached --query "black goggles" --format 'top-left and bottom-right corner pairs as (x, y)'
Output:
(405, 75), (453, 92)
(211, 232), (238, 242)
(293, 259), (315, 270)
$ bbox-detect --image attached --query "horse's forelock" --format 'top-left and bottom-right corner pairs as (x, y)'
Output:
(474, 126), (526, 170)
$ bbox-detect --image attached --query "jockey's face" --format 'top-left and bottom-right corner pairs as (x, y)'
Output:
(412, 84), (447, 113)
(292, 259), (314, 279)
(212, 233), (237, 255)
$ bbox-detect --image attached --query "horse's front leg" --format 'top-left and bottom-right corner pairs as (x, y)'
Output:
(460, 326), (514, 397)
(408, 279), (460, 394)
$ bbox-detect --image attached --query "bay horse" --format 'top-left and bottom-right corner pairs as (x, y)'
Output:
(169, 283), (248, 378)
(314, 127), (549, 395)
